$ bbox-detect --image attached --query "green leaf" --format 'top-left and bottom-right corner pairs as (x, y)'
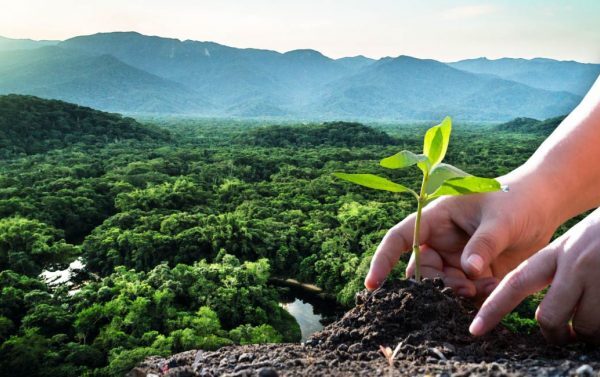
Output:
(333, 173), (412, 193)
(430, 176), (501, 197)
(425, 163), (469, 194)
(380, 151), (427, 169)
(423, 116), (452, 167)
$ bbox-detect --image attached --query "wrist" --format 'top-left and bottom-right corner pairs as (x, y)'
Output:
(497, 164), (568, 230)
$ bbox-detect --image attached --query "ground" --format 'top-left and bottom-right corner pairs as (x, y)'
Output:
(131, 279), (600, 376)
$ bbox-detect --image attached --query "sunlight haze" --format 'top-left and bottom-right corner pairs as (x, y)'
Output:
(2, 0), (600, 62)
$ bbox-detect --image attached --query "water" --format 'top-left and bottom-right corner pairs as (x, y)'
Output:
(280, 299), (324, 342)
(41, 259), (84, 285)
(277, 283), (345, 342)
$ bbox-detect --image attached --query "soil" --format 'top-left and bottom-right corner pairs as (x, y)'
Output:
(130, 278), (600, 376)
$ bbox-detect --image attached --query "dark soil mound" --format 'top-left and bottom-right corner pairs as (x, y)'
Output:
(131, 279), (600, 376)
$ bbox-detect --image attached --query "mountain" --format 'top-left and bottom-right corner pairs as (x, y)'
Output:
(0, 94), (170, 156)
(449, 57), (600, 96)
(0, 46), (211, 114)
(335, 56), (375, 72)
(0, 36), (58, 51)
(495, 115), (566, 134)
(59, 32), (352, 112)
(0, 31), (592, 120)
(309, 56), (581, 121)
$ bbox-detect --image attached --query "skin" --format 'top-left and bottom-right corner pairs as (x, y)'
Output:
(366, 76), (600, 343)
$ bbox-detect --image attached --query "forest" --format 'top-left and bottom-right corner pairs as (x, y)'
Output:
(0, 95), (575, 376)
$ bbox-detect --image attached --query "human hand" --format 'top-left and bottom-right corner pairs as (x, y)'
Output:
(365, 173), (561, 300)
(470, 207), (600, 344)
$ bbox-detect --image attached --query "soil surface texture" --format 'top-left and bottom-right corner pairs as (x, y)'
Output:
(131, 278), (600, 376)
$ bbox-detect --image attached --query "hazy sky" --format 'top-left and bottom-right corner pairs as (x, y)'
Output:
(2, 0), (600, 62)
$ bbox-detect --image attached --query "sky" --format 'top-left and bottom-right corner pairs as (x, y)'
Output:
(1, 0), (600, 62)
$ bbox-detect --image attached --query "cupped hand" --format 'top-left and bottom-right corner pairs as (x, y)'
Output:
(471, 207), (600, 344)
(365, 174), (560, 300)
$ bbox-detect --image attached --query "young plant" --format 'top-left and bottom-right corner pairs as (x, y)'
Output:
(379, 343), (402, 367)
(334, 117), (502, 281)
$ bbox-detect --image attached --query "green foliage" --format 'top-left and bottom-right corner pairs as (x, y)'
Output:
(0, 217), (79, 276)
(332, 173), (412, 194)
(423, 116), (451, 167)
(229, 324), (283, 345)
(501, 313), (538, 334)
(496, 115), (567, 135)
(0, 257), (293, 377)
(0, 94), (169, 158)
(240, 122), (395, 148)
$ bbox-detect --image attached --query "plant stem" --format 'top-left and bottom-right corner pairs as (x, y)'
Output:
(412, 173), (428, 281)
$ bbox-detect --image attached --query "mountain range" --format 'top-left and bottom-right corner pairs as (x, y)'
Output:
(0, 32), (597, 121)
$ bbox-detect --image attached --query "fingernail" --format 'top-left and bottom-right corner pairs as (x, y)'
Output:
(467, 254), (484, 274)
(457, 288), (471, 297)
(469, 316), (485, 336)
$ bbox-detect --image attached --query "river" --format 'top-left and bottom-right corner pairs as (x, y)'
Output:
(276, 281), (345, 342)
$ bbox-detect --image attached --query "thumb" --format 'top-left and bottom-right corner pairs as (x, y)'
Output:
(461, 220), (509, 278)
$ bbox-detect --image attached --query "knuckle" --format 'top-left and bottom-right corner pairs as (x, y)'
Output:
(372, 248), (395, 271)
(473, 232), (498, 259)
(504, 269), (526, 293)
(573, 249), (600, 271)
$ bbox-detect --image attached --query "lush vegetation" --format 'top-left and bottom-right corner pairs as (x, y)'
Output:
(0, 95), (572, 376)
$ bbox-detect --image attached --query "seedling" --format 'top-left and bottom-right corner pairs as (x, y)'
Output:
(379, 343), (402, 367)
(334, 117), (502, 281)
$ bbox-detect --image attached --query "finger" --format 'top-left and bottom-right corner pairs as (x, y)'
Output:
(443, 265), (467, 279)
(413, 265), (477, 297)
(461, 220), (510, 278)
(535, 266), (582, 345)
(406, 248), (476, 296)
(472, 277), (499, 304)
(366, 213), (430, 290)
(443, 266), (477, 297)
(470, 246), (557, 336)
(571, 288), (600, 344)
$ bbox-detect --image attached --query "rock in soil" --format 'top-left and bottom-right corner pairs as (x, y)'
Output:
(132, 279), (600, 376)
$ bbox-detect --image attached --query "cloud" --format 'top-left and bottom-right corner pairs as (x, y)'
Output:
(441, 4), (499, 20)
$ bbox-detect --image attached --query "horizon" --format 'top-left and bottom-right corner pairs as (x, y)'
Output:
(1, 30), (598, 65)
(2, 0), (600, 63)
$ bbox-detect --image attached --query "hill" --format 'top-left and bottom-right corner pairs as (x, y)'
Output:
(240, 122), (395, 147)
(0, 46), (211, 114)
(449, 57), (600, 96)
(0, 35), (58, 51)
(0, 94), (170, 156)
(495, 114), (567, 134)
(310, 56), (580, 121)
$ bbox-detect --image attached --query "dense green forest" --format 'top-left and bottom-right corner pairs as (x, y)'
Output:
(0, 95), (573, 376)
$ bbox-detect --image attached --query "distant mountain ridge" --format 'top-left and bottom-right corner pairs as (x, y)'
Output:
(0, 36), (58, 51)
(0, 46), (212, 114)
(0, 32), (597, 121)
(449, 57), (600, 96)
